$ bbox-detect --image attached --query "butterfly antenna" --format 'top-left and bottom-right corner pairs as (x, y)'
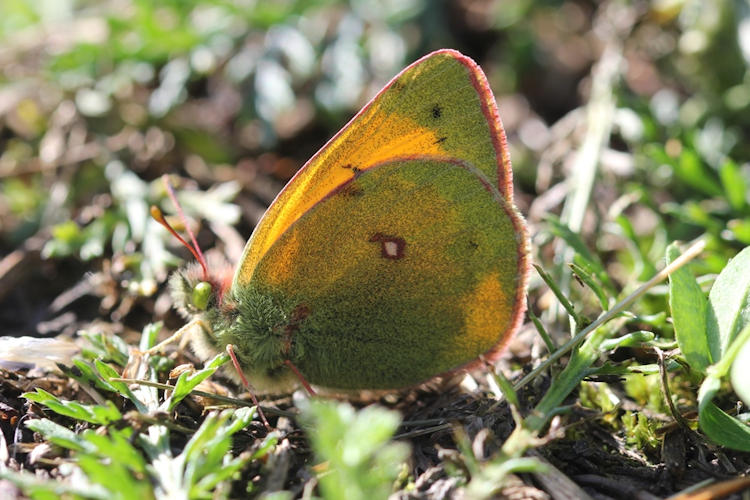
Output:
(152, 174), (209, 282)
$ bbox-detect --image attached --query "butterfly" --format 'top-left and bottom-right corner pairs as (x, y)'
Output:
(161, 49), (530, 397)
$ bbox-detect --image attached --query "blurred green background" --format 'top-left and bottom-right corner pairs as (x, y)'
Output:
(1, 0), (749, 340)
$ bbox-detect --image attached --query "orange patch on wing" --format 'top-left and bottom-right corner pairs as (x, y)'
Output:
(462, 272), (509, 348)
(236, 112), (446, 285)
(260, 228), (302, 287)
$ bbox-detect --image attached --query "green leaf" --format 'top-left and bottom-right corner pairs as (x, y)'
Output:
(534, 264), (584, 327)
(145, 407), (259, 499)
(698, 402), (750, 452)
(674, 149), (723, 197)
(0, 469), (109, 500)
(25, 419), (94, 453)
(569, 261), (610, 310)
(697, 320), (750, 451)
(80, 331), (129, 366)
(662, 201), (724, 233)
(666, 243), (713, 372)
(730, 335), (750, 406)
(525, 320), (618, 432)
(23, 388), (122, 425)
(82, 428), (147, 474)
(546, 215), (611, 288)
(729, 219), (750, 245)
(615, 214), (655, 277)
(528, 304), (556, 353)
(490, 369), (520, 408)
(164, 352), (228, 412)
(176, 181), (242, 227)
(706, 246), (750, 358)
(42, 220), (84, 258)
(599, 330), (655, 351)
(719, 159), (747, 211)
(139, 322), (162, 351)
(95, 360), (148, 413)
(622, 411), (660, 450)
(463, 456), (546, 498)
(301, 401), (409, 500)
(77, 454), (152, 500)
(66, 359), (117, 393)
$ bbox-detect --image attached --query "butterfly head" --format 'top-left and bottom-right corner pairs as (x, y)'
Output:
(168, 258), (233, 319)
(152, 177), (302, 393)
(150, 178), (233, 320)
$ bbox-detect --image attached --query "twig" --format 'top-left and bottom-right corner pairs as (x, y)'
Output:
(654, 348), (698, 434)
(109, 377), (297, 418)
(394, 423), (453, 440)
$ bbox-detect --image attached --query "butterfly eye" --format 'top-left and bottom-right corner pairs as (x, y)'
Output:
(192, 281), (212, 311)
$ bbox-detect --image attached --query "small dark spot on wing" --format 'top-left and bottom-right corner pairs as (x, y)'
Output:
(341, 164), (362, 177)
(432, 104), (442, 119)
(369, 232), (406, 260)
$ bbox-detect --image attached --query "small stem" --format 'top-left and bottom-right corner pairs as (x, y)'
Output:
(655, 347), (692, 432)
(109, 378), (296, 418)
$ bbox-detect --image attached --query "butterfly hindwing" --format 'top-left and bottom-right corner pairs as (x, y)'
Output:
(245, 158), (524, 389)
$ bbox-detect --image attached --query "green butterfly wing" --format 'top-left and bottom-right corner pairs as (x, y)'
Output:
(246, 158), (527, 389)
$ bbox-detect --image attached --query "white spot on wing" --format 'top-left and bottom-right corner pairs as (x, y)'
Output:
(384, 241), (399, 257)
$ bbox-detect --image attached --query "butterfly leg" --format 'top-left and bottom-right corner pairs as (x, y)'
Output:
(283, 359), (316, 397)
(225, 344), (271, 429)
(143, 317), (205, 355)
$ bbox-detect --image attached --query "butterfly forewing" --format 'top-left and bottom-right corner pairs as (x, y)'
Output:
(234, 49), (515, 287)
